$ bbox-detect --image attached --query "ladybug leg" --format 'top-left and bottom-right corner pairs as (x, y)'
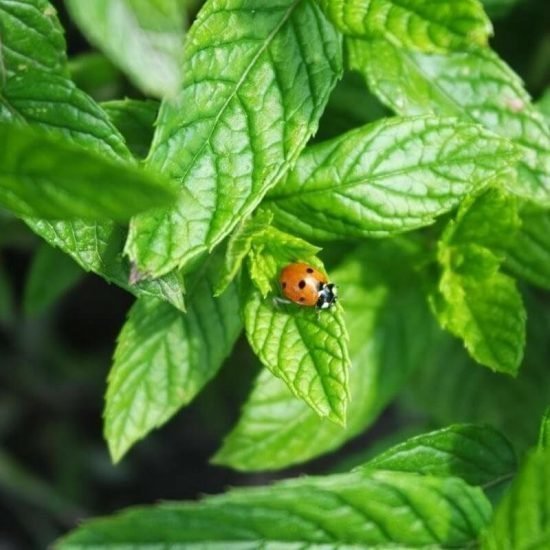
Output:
(272, 296), (292, 309)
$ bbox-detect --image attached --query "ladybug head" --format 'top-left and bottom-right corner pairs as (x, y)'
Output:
(316, 283), (337, 310)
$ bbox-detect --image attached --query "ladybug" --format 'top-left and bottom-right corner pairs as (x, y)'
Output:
(279, 262), (337, 310)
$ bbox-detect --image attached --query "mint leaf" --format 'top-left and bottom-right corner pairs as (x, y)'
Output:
(433, 187), (526, 374)
(23, 243), (83, 316)
(214, 242), (437, 470)
(102, 99), (158, 158)
(506, 204), (550, 290)
(358, 424), (517, 488)
(350, 40), (550, 202)
(435, 246), (525, 375)
(0, 72), (185, 310)
(105, 264), (241, 463)
(539, 407), (550, 450)
(58, 470), (491, 548)
(0, 0), (67, 77)
(267, 116), (518, 241)
(126, 0), (343, 277)
(317, 0), (492, 52)
(65, 0), (186, 97)
(0, 121), (175, 220)
(482, 448), (550, 550)
(243, 282), (349, 425)
(213, 209), (273, 297)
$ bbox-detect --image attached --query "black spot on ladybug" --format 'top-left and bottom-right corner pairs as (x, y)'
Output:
(298, 280), (306, 289)
(282, 282), (287, 288)
(306, 267), (314, 273)
(299, 297), (305, 302)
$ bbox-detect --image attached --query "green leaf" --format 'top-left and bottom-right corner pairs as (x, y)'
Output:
(482, 448), (550, 550)
(214, 241), (437, 470)
(65, 0), (186, 97)
(317, 0), (492, 52)
(126, 0), (343, 277)
(358, 424), (517, 488)
(506, 204), (550, 290)
(102, 99), (158, 159)
(243, 282), (349, 425)
(0, 121), (176, 221)
(58, 470), (491, 548)
(0, 0), (67, 77)
(0, 72), (185, 310)
(23, 243), (83, 316)
(266, 116), (518, 241)
(350, 40), (550, 203)
(539, 407), (550, 450)
(434, 245), (526, 375)
(105, 262), (241, 463)
(442, 186), (520, 252)
(213, 209), (273, 297)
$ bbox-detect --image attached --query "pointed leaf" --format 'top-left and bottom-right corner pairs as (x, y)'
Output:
(214, 242), (437, 470)
(243, 282), (350, 425)
(435, 246), (526, 375)
(350, 39), (550, 203)
(317, 0), (492, 52)
(0, 121), (176, 221)
(126, 0), (342, 277)
(105, 267), (241, 462)
(0, 72), (185, 309)
(267, 116), (518, 241)
(58, 470), (491, 548)
(65, 0), (186, 97)
(0, 0), (67, 77)
(358, 424), (517, 488)
(482, 448), (550, 550)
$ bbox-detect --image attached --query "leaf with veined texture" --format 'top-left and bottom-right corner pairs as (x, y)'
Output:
(214, 241), (437, 470)
(317, 0), (492, 52)
(105, 261), (241, 463)
(243, 282), (350, 425)
(58, 470), (491, 548)
(0, 72), (185, 310)
(126, 0), (343, 277)
(0, 0), (67, 77)
(0, 121), (175, 221)
(482, 448), (550, 550)
(357, 424), (517, 488)
(65, 0), (186, 97)
(349, 39), (550, 203)
(266, 116), (518, 241)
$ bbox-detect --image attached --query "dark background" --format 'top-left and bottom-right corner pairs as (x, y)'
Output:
(0, 0), (549, 548)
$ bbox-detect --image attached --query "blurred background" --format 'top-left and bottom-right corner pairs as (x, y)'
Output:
(0, 0), (549, 547)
